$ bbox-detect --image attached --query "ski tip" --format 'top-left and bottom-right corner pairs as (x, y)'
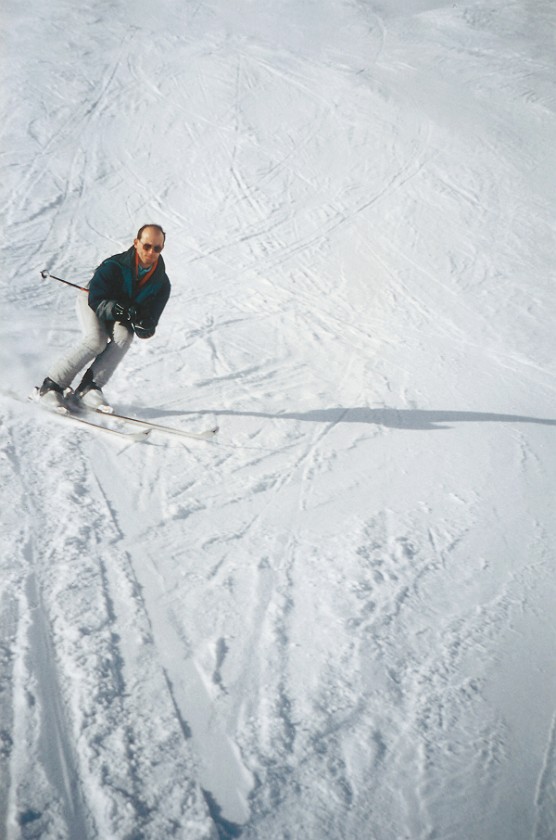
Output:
(197, 426), (219, 439)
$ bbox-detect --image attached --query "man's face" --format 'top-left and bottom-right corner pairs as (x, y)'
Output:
(134, 227), (165, 268)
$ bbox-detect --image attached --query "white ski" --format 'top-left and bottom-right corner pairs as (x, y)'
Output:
(30, 388), (150, 441)
(96, 409), (219, 441)
(61, 411), (151, 441)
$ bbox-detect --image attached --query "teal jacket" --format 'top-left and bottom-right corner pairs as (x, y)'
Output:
(88, 246), (171, 327)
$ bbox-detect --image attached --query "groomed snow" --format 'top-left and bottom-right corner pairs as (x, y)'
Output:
(1, 0), (555, 838)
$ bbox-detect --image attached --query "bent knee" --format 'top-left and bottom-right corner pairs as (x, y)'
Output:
(84, 335), (109, 356)
(112, 323), (134, 349)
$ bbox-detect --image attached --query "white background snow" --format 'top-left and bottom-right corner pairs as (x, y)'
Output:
(1, 0), (555, 837)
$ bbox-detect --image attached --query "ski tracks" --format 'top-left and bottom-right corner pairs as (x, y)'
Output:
(6, 22), (139, 274)
(76, 393), (378, 836)
(533, 709), (556, 840)
(0, 418), (92, 838)
(0, 415), (215, 839)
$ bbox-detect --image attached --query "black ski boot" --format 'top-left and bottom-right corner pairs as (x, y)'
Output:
(75, 368), (111, 412)
(38, 377), (66, 410)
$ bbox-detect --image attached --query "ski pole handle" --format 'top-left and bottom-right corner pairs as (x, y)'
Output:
(40, 269), (88, 292)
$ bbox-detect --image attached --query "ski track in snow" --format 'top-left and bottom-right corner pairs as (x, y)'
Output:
(2, 0), (556, 838)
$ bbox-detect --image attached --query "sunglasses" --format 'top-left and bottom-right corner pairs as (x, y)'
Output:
(140, 243), (163, 253)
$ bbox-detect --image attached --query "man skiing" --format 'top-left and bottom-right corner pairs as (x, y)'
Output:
(39, 224), (171, 412)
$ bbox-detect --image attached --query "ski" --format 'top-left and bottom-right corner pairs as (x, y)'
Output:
(30, 388), (150, 442)
(95, 409), (219, 441)
(60, 411), (151, 441)
(29, 388), (216, 441)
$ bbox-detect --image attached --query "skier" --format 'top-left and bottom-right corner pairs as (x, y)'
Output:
(39, 224), (171, 411)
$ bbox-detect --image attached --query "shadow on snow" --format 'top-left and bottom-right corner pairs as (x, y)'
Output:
(125, 405), (556, 431)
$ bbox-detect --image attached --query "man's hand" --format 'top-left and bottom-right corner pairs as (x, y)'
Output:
(112, 302), (137, 322)
(133, 318), (156, 339)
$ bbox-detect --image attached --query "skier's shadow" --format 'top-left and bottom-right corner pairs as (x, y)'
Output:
(128, 405), (556, 430)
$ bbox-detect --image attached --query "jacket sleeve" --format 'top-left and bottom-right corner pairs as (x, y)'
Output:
(87, 259), (129, 320)
(137, 280), (171, 327)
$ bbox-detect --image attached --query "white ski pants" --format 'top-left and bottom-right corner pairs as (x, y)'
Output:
(48, 293), (133, 389)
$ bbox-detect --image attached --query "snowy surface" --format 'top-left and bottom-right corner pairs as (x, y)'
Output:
(1, 0), (556, 838)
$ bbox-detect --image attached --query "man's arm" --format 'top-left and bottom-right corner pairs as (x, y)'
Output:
(88, 260), (131, 322)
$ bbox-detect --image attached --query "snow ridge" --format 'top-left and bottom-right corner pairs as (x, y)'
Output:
(534, 710), (556, 840)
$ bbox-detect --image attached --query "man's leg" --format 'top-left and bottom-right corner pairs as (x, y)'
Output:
(87, 321), (134, 388)
(45, 294), (109, 389)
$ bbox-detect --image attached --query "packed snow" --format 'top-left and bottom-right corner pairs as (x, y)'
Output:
(1, 0), (555, 838)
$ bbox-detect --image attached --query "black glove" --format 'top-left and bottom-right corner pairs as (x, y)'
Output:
(133, 318), (156, 339)
(111, 301), (137, 323)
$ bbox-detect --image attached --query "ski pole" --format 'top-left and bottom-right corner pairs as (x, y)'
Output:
(40, 269), (89, 292)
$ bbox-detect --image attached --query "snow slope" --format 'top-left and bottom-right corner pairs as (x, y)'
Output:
(1, 0), (555, 837)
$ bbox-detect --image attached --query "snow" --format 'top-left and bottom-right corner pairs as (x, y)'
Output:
(1, 0), (555, 837)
